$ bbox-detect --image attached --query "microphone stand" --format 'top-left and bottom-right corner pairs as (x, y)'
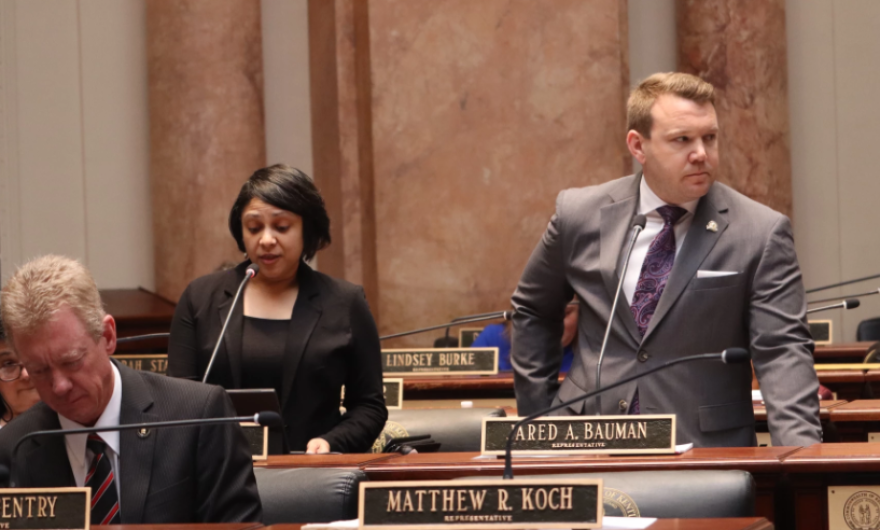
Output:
(806, 299), (860, 314)
(808, 288), (880, 305)
(203, 265), (258, 383)
(380, 312), (514, 341)
(502, 349), (748, 479)
(806, 273), (880, 294)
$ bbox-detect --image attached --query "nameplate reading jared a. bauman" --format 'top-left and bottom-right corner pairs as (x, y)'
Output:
(0, 488), (91, 530)
(481, 415), (676, 456)
(359, 478), (602, 529)
(382, 348), (498, 376)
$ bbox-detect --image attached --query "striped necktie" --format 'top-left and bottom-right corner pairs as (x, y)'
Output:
(85, 434), (121, 525)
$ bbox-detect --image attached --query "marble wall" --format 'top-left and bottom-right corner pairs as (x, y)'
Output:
(365, 0), (631, 344)
(677, 0), (793, 218)
(147, 0), (266, 301)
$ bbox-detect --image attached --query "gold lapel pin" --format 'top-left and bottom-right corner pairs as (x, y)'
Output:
(137, 428), (151, 439)
(706, 220), (718, 232)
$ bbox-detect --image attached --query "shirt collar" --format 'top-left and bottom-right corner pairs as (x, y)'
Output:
(638, 174), (700, 218)
(59, 362), (123, 467)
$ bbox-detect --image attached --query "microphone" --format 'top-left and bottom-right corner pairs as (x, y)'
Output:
(8, 410), (281, 487)
(808, 288), (880, 305)
(596, 214), (647, 414)
(380, 311), (515, 341)
(806, 298), (860, 314)
(203, 264), (259, 383)
(503, 347), (750, 479)
(116, 333), (170, 344)
(806, 273), (880, 294)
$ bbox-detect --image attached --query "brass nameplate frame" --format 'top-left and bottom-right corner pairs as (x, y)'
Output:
(240, 422), (268, 461)
(113, 354), (168, 375)
(359, 478), (602, 529)
(481, 415), (676, 455)
(382, 348), (499, 376)
(809, 320), (832, 345)
(458, 328), (484, 348)
(384, 378), (404, 409)
(814, 364), (880, 371)
(0, 488), (90, 529)
(828, 485), (880, 530)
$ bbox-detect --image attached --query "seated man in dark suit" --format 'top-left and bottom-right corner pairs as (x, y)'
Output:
(0, 255), (262, 524)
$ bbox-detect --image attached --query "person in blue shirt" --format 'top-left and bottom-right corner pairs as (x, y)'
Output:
(474, 303), (578, 372)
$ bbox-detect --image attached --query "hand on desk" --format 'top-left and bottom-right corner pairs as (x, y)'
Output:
(306, 437), (331, 454)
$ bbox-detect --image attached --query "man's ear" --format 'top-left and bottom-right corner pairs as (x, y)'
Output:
(626, 130), (648, 165)
(101, 315), (117, 356)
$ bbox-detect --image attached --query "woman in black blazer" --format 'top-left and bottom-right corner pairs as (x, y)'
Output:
(167, 164), (387, 453)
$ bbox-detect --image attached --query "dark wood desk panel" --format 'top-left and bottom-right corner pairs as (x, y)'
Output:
(102, 288), (176, 353)
(753, 400), (846, 422)
(253, 453), (397, 468)
(817, 370), (871, 402)
(814, 342), (875, 363)
(98, 525), (263, 530)
(263, 518), (774, 530)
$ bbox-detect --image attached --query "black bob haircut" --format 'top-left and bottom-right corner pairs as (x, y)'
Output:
(229, 164), (331, 261)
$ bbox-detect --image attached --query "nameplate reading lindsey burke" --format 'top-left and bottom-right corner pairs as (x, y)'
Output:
(481, 415), (676, 456)
(0, 488), (90, 530)
(382, 348), (498, 376)
(240, 422), (269, 461)
(359, 478), (602, 529)
(113, 354), (168, 375)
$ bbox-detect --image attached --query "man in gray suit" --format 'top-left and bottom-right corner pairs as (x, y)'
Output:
(512, 72), (821, 447)
(0, 255), (262, 523)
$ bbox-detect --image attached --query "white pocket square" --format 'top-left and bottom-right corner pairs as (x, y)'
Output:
(697, 270), (739, 279)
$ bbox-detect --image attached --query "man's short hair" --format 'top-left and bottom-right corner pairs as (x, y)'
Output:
(627, 72), (715, 138)
(0, 255), (106, 343)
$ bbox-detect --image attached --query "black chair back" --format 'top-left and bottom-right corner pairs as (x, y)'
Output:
(858, 317), (880, 341)
(373, 407), (506, 452)
(254, 467), (366, 523)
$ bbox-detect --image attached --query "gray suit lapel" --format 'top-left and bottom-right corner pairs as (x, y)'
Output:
(643, 185), (730, 342)
(116, 362), (158, 524)
(280, 265), (322, 411)
(599, 175), (642, 345)
(16, 409), (74, 487)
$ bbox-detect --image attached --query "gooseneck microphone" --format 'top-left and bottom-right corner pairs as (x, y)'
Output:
(8, 411), (282, 487)
(808, 288), (880, 306)
(806, 298), (860, 314)
(379, 311), (515, 341)
(502, 347), (750, 479)
(596, 214), (647, 414)
(203, 264), (259, 383)
(806, 273), (880, 294)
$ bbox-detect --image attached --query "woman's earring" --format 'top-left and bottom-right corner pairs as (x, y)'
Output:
(243, 252), (248, 259)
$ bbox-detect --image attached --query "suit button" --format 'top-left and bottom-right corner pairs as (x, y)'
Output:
(638, 350), (650, 362)
(619, 400), (628, 411)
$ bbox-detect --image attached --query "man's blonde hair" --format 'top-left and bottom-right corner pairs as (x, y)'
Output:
(1, 255), (106, 343)
(627, 72), (715, 138)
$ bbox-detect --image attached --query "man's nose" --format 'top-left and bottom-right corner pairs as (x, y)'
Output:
(690, 140), (707, 162)
(51, 371), (72, 395)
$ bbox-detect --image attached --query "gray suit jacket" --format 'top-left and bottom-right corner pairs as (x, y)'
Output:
(511, 174), (821, 447)
(0, 361), (262, 523)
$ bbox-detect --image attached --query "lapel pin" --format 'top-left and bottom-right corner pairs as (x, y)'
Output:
(137, 428), (151, 439)
(706, 220), (718, 232)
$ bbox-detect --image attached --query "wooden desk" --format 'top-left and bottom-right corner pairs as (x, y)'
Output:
(253, 453), (396, 468)
(97, 525), (263, 530)
(263, 519), (774, 530)
(814, 342), (876, 363)
(102, 288), (176, 353)
(753, 400), (846, 422)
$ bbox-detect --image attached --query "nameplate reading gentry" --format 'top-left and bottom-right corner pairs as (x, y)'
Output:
(113, 354), (168, 375)
(382, 348), (498, 376)
(240, 422), (268, 461)
(458, 328), (483, 348)
(481, 415), (676, 455)
(0, 488), (90, 530)
(359, 478), (602, 529)
(384, 378), (404, 409)
(828, 485), (880, 530)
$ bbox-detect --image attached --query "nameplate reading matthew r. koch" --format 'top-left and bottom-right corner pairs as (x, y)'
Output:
(359, 478), (602, 529)
(481, 415), (676, 455)
(382, 348), (498, 376)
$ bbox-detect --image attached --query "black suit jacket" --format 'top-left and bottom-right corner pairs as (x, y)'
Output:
(0, 361), (262, 523)
(167, 261), (387, 453)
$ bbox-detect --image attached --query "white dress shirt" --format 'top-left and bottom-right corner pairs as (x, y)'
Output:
(59, 362), (122, 498)
(621, 177), (700, 304)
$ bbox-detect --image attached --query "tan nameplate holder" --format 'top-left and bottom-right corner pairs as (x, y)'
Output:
(481, 415), (676, 456)
(384, 378), (404, 409)
(359, 478), (602, 529)
(382, 348), (498, 376)
(828, 485), (880, 529)
(240, 422), (268, 461)
(0, 488), (90, 529)
(113, 354), (168, 375)
(809, 320), (833, 345)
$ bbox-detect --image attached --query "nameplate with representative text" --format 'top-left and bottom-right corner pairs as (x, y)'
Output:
(359, 478), (602, 529)
(481, 415), (676, 455)
(113, 354), (168, 375)
(384, 378), (404, 409)
(382, 348), (498, 376)
(240, 422), (268, 461)
(0, 488), (90, 530)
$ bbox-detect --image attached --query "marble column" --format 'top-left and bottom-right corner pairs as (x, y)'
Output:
(368, 0), (631, 345)
(147, 0), (265, 301)
(677, 0), (793, 218)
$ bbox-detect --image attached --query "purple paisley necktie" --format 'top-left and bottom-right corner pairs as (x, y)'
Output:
(627, 205), (687, 414)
